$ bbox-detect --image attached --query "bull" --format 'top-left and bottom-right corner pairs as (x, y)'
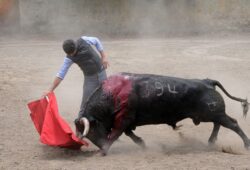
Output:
(75, 73), (250, 155)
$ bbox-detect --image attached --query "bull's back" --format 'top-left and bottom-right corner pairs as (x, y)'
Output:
(128, 74), (215, 125)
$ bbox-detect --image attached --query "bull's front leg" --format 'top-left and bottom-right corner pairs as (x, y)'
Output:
(100, 129), (124, 156)
(100, 110), (136, 156)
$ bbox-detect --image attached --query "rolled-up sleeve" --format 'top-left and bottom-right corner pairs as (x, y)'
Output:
(56, 57), (73, 79)
(81, 36), (104, 52)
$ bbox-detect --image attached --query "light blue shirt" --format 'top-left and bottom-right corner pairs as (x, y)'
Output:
(56, 36), (104, 79)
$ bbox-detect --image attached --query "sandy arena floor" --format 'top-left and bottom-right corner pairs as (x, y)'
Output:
(1, 36), (250, 170)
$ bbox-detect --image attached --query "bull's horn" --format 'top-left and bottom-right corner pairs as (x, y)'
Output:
(80, 117), (90, 137)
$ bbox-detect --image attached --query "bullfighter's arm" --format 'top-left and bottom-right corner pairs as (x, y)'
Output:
(42, 77), (62, 97)
(99, 50), (109, 69)
(81, 36), (109, 69)
(42, 57), (73, 97)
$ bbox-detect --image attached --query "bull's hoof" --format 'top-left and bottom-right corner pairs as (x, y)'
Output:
(244, 143), (250, 150)
(208, 137), (217, 145)
(135, 137), (146, 149)
(99, 144), (110, 156)
(99, 149), (107, 156)
(139, 141), (146, 150)
(243, 139), (250, 150)
(208, 142), (217, 149)
(96, 149), (107, 156)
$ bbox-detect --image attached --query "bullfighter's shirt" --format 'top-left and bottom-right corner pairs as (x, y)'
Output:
(56, 36), (104, 79)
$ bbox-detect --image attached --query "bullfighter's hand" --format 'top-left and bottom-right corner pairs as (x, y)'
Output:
(41, 91), (51, 98)
(102, 58), (109, 69)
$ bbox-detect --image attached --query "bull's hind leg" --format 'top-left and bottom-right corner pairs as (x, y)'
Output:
(125, 129), (146, 149)
(208, 123), (220, 145)
(217, 114), (250, 148)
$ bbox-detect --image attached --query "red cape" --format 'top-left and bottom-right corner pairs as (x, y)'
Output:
(27, 92), (88, 149)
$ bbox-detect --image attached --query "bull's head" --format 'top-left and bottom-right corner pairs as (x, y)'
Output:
(74, 117), (110, 150)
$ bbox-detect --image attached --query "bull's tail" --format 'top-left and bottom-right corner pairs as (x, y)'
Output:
(209, 79), (249, 118)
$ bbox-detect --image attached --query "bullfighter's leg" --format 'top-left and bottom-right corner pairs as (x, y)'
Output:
(217, 114), (250, 148)
(208, 123), (220, 145)
(125, 129), (146, 149)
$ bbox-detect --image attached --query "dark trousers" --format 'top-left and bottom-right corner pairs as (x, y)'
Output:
(78, 70), (107, 117)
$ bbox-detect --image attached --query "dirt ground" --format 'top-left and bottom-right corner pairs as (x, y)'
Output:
(1, 35), (250, 170)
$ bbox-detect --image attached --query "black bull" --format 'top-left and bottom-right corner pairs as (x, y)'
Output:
(75, 73), (250, 155)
